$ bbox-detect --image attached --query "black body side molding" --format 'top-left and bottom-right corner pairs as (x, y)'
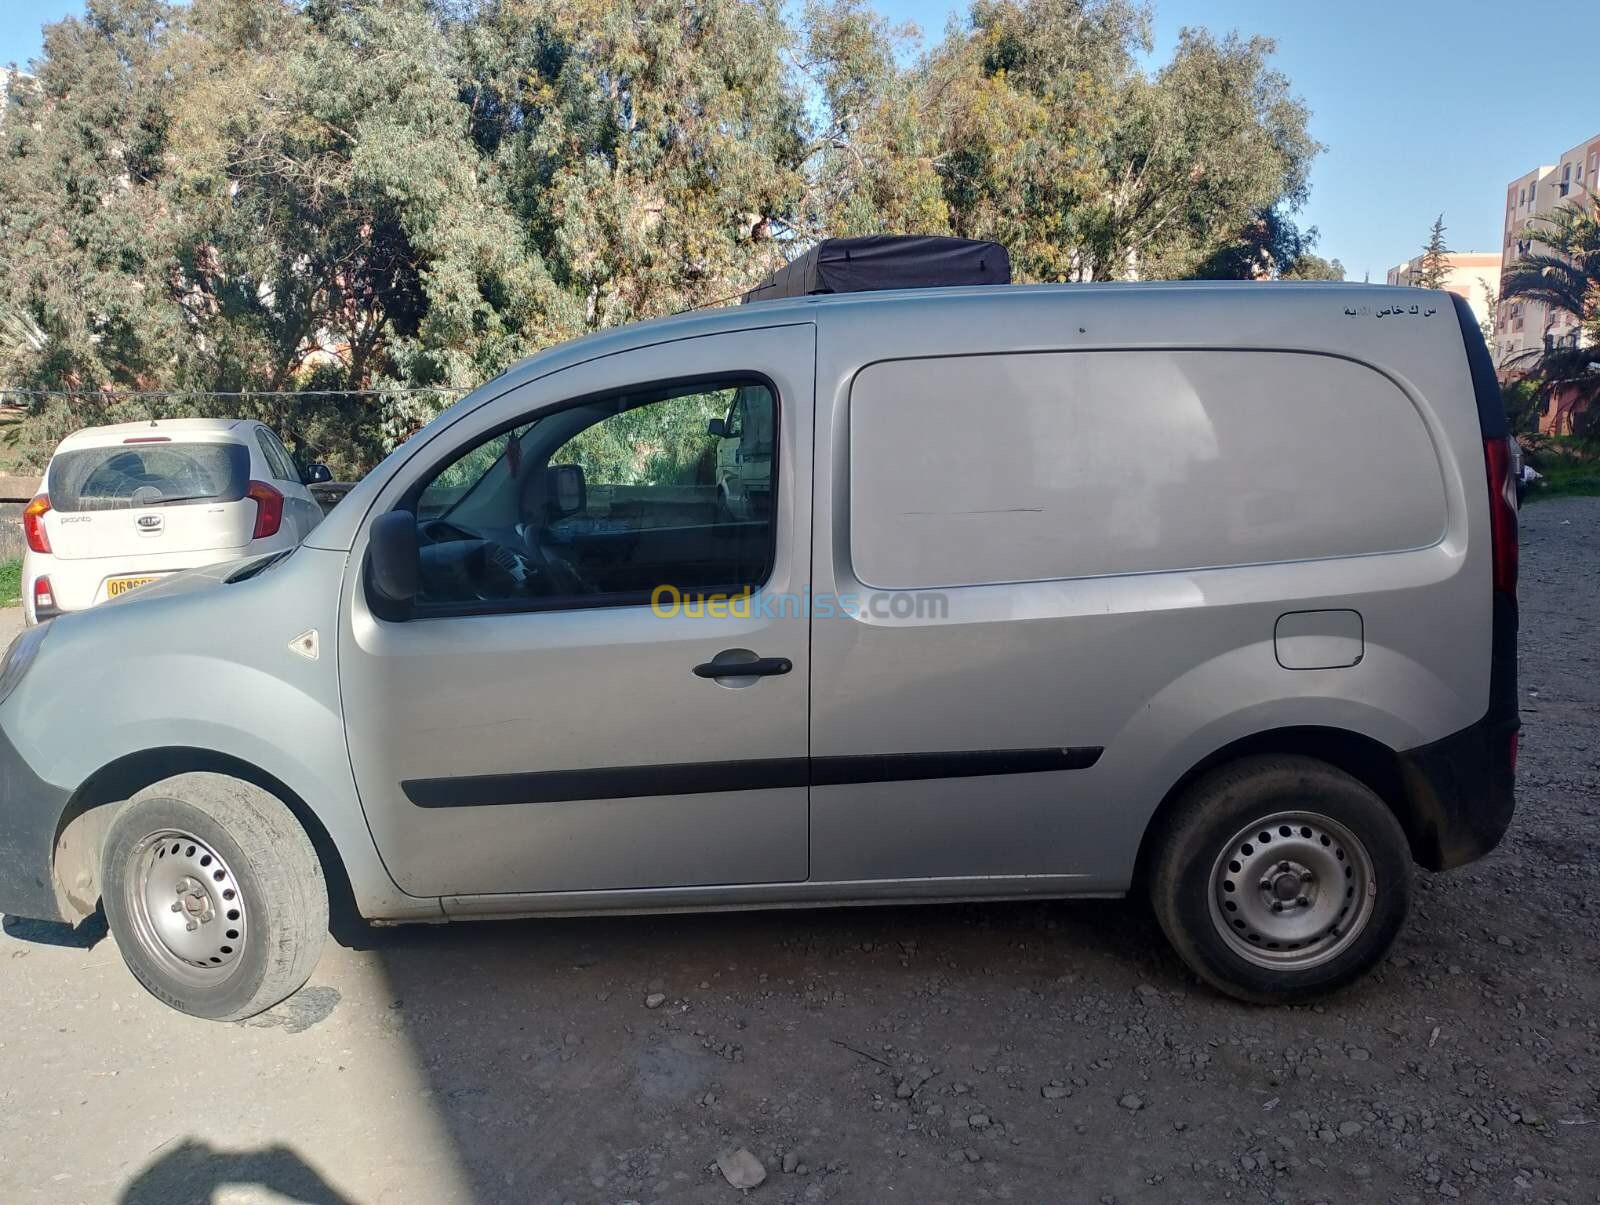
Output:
(403, 746), (1104, 809)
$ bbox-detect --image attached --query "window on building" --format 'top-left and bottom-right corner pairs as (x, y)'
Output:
(1560, 164), (1571, 197)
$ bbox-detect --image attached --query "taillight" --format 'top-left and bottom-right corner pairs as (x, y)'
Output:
(32, 575), (55, 614)
(247, 480), (284, 539)
(22, 494), (51, 555)
(1483, 437), (1518, 597)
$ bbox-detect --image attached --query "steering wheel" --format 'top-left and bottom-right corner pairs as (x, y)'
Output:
(419, 519), (592, 600)
(515, 521), (599, 595)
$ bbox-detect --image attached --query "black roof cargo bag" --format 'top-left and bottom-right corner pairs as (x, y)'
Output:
(742, 235), (1011, 303)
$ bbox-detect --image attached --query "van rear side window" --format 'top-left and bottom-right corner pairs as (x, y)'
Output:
(848, 350), (1446, 590)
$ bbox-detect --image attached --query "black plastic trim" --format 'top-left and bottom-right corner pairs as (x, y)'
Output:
(405, 758), (809, 807)
(0, 725), (71, 923)
(692, 656), (793, 679)
(1448, 291), (1507, 438)
(1397, 700), (1517, 872)
(404, 746), (1104, 808)
(810, 746), (1102, 786)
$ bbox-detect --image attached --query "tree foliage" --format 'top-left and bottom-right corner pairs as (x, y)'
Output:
(1191, 205), (1341, 281)
(0, 0), (1322, 472)
(1501, 198), (1600, 437)
(1416, 213), (1451, 290)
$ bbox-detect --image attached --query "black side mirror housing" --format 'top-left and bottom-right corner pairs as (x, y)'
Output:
(367, 510), (419, 610)
(706, 417), (727, 438)
(304, 462), (334, 485)
(547, 463), (587, 517)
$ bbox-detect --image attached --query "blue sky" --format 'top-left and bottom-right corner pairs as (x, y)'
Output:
(5, 0), (1598, 282)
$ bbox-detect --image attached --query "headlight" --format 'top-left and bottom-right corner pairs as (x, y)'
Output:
(0, 622), (51, 709)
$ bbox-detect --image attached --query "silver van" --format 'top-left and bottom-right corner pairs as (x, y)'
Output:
(0, 281), (1519, 1020)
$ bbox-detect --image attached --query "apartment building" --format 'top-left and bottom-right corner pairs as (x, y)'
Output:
(1385, 251), (1500, 330)
(1496, 133), (1600, 383)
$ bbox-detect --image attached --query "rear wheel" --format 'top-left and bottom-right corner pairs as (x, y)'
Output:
(1149, 755), (1411, 1004)
(101, 773), (327, 1021)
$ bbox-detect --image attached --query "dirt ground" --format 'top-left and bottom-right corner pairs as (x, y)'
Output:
(0, 602), (25, 647)
(2, 498), (1598, 1205)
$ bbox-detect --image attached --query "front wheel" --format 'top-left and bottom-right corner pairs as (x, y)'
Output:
(1149, 755), (1412, 1004)
(101, 773), (328, 1021)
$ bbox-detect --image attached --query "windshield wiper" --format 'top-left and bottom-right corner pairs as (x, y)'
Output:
(228, 550), (292, 583)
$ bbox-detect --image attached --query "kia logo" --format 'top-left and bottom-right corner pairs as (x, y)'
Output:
(137, 514), (163, 531)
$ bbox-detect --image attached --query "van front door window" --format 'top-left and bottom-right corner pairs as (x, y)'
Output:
(411, 380), (777, 610)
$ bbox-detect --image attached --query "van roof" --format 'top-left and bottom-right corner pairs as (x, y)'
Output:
(481, 279), (1442, 392)
(55, 418), (252, 451)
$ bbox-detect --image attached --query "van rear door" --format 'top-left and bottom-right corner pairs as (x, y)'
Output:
(42, 440), (259, 558)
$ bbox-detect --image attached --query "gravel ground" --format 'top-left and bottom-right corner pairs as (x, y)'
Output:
(1, 499), (1598, 1205)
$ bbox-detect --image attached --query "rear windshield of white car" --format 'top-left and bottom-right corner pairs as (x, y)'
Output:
(47, 442), (251, 512)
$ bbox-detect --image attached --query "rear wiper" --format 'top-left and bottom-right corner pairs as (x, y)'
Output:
(141, 494), (219, 506)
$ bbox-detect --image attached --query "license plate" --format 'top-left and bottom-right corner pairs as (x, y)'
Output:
(106, 575), (160, 598)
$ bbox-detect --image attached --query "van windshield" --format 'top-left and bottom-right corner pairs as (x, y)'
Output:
(48, 442), (251, 512)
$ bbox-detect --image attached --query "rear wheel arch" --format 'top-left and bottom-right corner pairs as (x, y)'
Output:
(51, 747), (355, 931)
(1133, 726), (1425, 883)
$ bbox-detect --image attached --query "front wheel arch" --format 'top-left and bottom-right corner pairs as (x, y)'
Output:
(52, 747), (355, 933)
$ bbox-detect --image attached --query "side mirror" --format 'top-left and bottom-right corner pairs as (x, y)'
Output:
(547, 463), (586, 517)
(367, 510), (418, 607)
(304, 462), (334, 485)
(706, 417), (727, 438)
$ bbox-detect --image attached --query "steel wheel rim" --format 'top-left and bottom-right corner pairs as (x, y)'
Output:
(1206, 810), (1377, 971)
(125, 829), (249, 989)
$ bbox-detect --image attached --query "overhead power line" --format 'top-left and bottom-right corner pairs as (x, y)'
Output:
(0, 386), (471, 400)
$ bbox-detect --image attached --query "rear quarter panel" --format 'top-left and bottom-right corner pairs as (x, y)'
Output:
(808, 285), (1490, 889)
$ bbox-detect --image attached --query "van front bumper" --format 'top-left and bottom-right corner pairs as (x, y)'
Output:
(0, 724), (72, 924)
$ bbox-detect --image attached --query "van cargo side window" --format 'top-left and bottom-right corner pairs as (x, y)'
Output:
(409, 378), (778, 613)
(848, 350), (1447, 590)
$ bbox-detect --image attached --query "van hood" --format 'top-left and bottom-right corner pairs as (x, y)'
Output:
(101, 551), (284, 608)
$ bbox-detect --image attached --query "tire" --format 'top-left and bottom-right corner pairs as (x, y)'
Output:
(1148, 754), (1411, 1005)
(100, 772), (328, 1021)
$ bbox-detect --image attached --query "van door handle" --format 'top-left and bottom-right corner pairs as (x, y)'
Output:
(693, 653), (793, 679)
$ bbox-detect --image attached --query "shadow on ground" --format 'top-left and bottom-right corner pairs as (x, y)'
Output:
(119, 1139), (355, 1204)
(360, 895), (1186, 1204)
(1, 901), (107, 949)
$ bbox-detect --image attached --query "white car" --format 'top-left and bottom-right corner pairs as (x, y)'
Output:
(21, 418), (330, 625)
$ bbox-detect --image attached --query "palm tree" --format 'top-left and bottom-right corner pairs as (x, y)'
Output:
(1500, 198), (1600, 435)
